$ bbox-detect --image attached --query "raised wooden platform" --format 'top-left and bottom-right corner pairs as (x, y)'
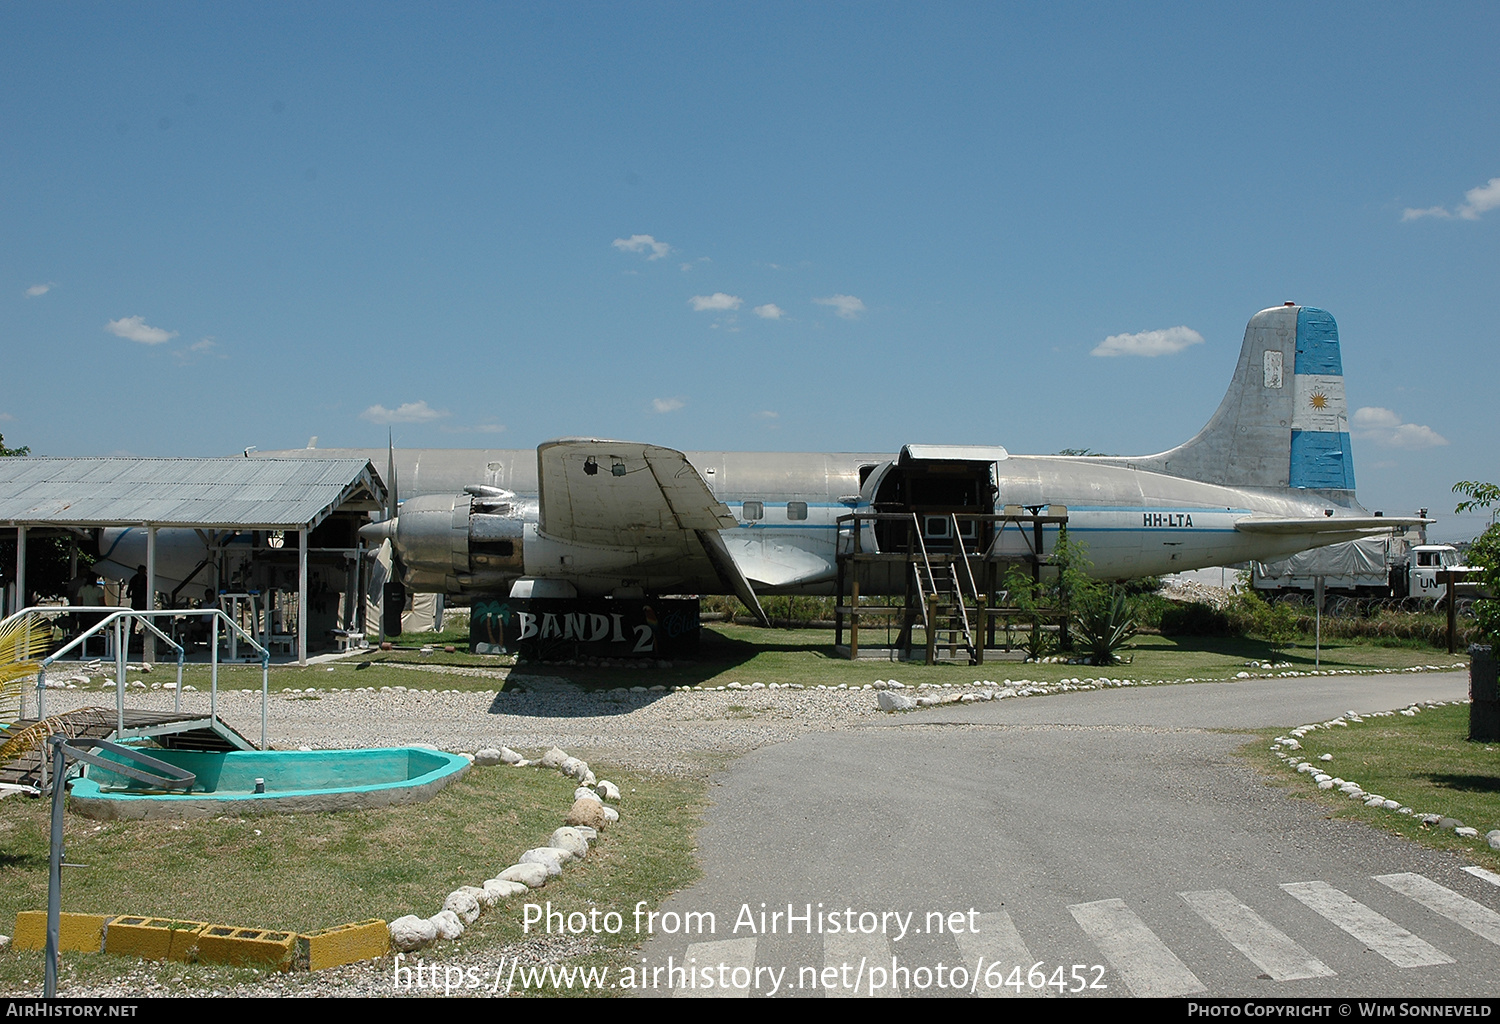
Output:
(0, 710), (255, 790)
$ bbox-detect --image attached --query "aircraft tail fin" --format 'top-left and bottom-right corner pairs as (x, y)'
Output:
(1125, 304), (1356, 495)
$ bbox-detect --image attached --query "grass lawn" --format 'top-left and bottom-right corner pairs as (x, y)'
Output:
(0, 762), (704, 996)
(89, 624), (1469, 697)
(1246, 702), (1500, 873)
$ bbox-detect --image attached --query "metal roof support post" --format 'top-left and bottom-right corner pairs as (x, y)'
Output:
(14, 525), (25, 617)
(298, 528), (308, 666)
(356, 540), (367, 637)
(144, 527), (157, 665)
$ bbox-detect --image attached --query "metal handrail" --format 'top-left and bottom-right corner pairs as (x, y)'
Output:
(911, 514), (939, 596)
(951, 513), (981, 599)
(1, 605), (273, 750)
(910, 563), (931, 633)
(946, 563), (976, 655)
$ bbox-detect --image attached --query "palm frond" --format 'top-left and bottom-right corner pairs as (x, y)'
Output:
(0, 612), (54, 724)
(0, 612), (53, 665)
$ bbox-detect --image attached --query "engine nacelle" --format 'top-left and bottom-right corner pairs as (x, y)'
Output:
(362, 490), (536, 594)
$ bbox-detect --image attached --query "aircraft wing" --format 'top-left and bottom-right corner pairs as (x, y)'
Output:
(537, 439), (737, 545)
(1233, 515), (1430, 535)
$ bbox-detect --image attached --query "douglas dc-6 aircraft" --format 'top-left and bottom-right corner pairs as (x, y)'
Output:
(99, 304), (1424, 625)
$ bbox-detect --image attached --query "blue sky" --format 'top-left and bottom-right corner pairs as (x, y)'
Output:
(3, 3), (1496, 540)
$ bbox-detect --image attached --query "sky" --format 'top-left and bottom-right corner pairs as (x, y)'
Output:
(2, 2), (1496, 541)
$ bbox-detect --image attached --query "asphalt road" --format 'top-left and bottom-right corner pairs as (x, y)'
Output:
(638, 670), (1500, 998)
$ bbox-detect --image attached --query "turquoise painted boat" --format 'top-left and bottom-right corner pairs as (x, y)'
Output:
(69, 746), (470, 819)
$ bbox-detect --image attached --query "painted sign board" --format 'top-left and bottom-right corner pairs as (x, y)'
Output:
(468, 597), (699, 659)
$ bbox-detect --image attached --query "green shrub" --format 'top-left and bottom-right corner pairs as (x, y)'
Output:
(1126, 593), (1172, 630)
(1074, 587), (1137, 666)
(1245, 591), (1300, 657)
(1158, 601), (1248, 637)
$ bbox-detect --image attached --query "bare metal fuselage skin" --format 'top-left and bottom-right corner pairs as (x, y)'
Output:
(251, 445), (1372, 598)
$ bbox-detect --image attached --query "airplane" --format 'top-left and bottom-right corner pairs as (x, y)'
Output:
(99, 304), (1424, 628)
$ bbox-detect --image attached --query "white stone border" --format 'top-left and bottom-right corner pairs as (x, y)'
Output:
(1270, 701), (1500, 854)
(387, 745), (622, 953)
(868, 662), (1469, 713)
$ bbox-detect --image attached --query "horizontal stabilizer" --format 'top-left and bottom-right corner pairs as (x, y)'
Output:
(1233, 515), (1429, 535)
(537, 438), (737, 545)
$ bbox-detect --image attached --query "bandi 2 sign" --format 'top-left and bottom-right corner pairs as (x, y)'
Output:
(469, 597), (699, 659)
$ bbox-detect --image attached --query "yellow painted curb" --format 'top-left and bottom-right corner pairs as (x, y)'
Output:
(12, 912), (111, 953)
(103, 917), (206, 961)
(196, 925), (296, 971)
(298, 919), (390, 971)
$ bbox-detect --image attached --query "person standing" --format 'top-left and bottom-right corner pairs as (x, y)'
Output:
(128, 564), (150, 651)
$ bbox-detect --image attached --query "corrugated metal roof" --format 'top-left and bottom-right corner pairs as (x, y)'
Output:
(0, 458), (386, 528)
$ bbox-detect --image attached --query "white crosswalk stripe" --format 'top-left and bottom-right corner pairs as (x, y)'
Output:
(1180, 888), (1336, 981)
(952, 911), (1043, 998)
(1281, 881), (1454, 968)
(1463, 865), (1500, 889)
(1376, 872), (1500, 947)
(661, 877), (1493, 998)
(673, 937), (758, 998)
(823, 930), (897, 998)
(1069, 898), (1207, 997)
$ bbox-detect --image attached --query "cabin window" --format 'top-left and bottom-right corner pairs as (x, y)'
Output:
(742, 501), (763, 521)
(787, 501), (808, 521)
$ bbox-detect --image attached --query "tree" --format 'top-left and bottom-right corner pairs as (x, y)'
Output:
(1454, 481), (1500, 647)
(0, 436), (91, 603)
(1244, 590), (1300, 662)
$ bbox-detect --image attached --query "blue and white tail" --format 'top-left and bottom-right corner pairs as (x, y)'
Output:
(1127, 303), (1356, 496)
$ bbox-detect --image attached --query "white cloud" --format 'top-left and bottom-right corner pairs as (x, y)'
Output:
(360, 400), (449, 424)
(755, 410), (778, 419)
(25, 283), (53, 297)
(613, 234), (671, 260)
(0, 412), (14, 421)
(1401, 176), (1500, 222)
(689, 293), (742, 312)
(1401, 206), (1452, 222)
(174, 335), (228, 364)
(106, 315), (178, 345)
(652, 397), (685, 413)
(753, 303), (785, 320)
(1459, 177), (1500, 220)
(1351, 406), (1448, 449)
(814, 294), (865, 319)
(1091, 325), (1204, 358)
